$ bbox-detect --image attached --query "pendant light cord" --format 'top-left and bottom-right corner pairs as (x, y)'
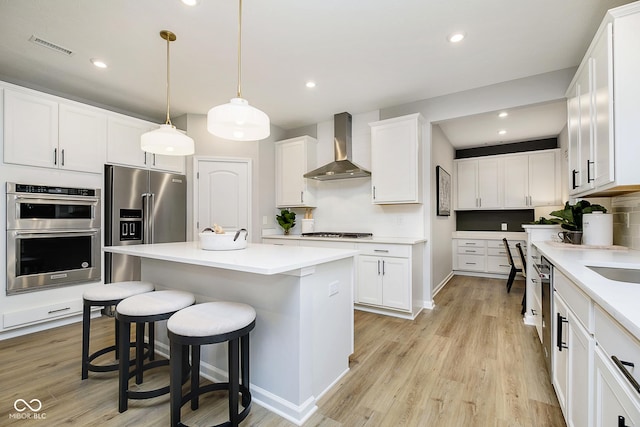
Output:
(237, 0), (243, 98)
(165, 34), (173, 126)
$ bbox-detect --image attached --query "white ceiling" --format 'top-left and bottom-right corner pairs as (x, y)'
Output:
(0, 0), (633, 147)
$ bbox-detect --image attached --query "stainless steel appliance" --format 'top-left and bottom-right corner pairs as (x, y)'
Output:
(536, 255), (553, 376)
(6, 182), (101, 294)
(104, 165), (186, 283)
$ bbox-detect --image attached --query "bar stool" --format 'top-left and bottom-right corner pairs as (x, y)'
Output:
(115, 290), (196, 413)
(167, 301), (256, 427)
(81, 281), (155, 380)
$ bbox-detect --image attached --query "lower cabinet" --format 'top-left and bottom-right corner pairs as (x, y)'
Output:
(594, 346), (640, 427)
(453, 237), (525, 276)
(356, 255), (409, 311)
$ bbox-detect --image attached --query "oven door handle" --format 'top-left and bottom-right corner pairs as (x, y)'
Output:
(14, 229), (99, 236)
(14, 195), (100, 203)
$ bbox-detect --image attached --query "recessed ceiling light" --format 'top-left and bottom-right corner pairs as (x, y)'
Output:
(498, 111), (508, 118)
(90, 58), (107, 69)
(181, 0), (198, 5)
(448, 32), (465, 43)
(305, 81), (316, 88)
(498, 130), (507, 135)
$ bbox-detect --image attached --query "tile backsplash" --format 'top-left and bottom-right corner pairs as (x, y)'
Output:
(611, 192), (640, 250)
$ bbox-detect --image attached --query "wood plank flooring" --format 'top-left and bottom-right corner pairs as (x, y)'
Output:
(0, 275), (566, 426)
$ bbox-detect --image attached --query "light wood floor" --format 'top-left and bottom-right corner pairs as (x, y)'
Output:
(0, 275), (566, 426)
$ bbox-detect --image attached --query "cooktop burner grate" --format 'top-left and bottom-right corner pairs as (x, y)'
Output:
(301, 232), (373, 239)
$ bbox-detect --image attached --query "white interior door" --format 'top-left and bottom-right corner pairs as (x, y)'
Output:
(195, 158), (250, 236)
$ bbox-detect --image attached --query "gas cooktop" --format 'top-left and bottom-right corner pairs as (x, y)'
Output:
(301, 232), (373, 239)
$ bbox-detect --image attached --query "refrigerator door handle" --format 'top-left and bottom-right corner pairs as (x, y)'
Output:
(148, 192), (155, 244)
(142, 193), (151, 244)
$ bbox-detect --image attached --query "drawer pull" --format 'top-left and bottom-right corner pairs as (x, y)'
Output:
(531, 309), (537, 316)
(499, 264), (510, 268)
(612, 356), (640, 394)
(464, 243), (477, 245)
(465, 262), (476, 265)
(619, 415), (629, 427)
(465, 250), (477, 253)
(556, 313), (568, 351)
(48, 307), (71, 315)
(374, 249), (389, 253)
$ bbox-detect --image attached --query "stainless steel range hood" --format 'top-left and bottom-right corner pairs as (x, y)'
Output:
(304, 112), (371, 181)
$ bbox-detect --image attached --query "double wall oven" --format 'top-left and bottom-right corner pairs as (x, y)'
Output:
(6, 183), (101, 295)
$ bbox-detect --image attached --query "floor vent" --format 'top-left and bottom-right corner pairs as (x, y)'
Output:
(29, 35), (74, 56)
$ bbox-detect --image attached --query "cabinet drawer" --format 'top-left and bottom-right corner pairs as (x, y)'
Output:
(457, 239), (485, 248)
(457, 246), (486, 255)
(487, 256), (512, 274)
(299, 240), (357, 249)
(554, 269), (592, 332)
(487, 247), (509, 257)
(595, 304), (640, 389)
(357, 243), (410, 258)
(3, 299), (83, 329)
(594, 346), (640, 426)
(262, 238), (299, 246)
(457, 254), (486, 271)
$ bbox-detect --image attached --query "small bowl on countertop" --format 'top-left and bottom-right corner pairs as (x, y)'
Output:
(199, 228), (248, 251)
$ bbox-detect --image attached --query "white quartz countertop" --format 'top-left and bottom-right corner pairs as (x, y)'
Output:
(262, 234), (427, 245)
(534, 241), (640, 341)
(104, 241), (359, 275)
(452, 231), (527, 240)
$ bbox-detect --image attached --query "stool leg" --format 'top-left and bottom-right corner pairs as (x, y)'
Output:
(118, 319), (131, 413)
(229, 338), (240, 427)
(170, 341), (183, 427)
(148, 321), (155, 361)
(191, 345), (200, 410)
(114, 314), (120, 360)
(241, 333), (250, 407)
(81, 302), (91, 380)
(135, 322), (145, 385)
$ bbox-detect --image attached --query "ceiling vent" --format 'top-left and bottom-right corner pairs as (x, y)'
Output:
(29, 35), (74, 56)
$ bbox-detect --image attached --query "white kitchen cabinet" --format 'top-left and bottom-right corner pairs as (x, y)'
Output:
(3, 88), (107, 174)
(357, 255), (410, 311)
(452, 238), (524, 276)
(106, 115), (185, 174)
(553, 269), (595, 427)
(594, 347), (640, 427)
(566, 5), (640, 197)
(369, 113), (423, 204)
(503, 150), (560, 208)
(454, 157), (502, 210)
(275, 136), (317, 208)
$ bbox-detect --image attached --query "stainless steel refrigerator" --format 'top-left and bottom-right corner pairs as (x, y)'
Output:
(104, 164), (186, 283)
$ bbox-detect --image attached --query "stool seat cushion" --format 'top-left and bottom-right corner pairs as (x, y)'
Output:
(168, 302), (256, 337)
(117, 290), (195, 316)
(83, 281), (155, 302)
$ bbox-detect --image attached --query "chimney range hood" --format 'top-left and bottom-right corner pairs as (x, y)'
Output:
(304, 112), (371, 181)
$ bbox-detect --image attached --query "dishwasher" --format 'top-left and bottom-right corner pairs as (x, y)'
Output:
(535, 256), (553, 377)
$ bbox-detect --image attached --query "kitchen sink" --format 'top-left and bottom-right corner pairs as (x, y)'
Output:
(587, 265), (640, 284)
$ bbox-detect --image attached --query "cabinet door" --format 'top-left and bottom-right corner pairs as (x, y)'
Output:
(107, 116), (154, 168)
(356, 255), (382, 306)
(381, 257), (410, 311)
(58, 103), (106, 173)
(371, 116), (420, 204)
(477, 157), (502, 208)
(578, 67), (594, 193)
(275, 137), (316, 208)
(455, 159), (478, 209)
(4, 88), (58, 168)
(149, 152), (185, 174)
(567, 83), (582, 195)
(503, 154), (529, 208)
(591, 23), (614, 189)
(529, 151), (559, 206)
(594, 347), (640, 427)
(567, 311), (593, 427)
(554, 293), (570, 417)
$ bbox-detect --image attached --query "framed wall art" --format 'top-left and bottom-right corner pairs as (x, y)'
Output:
(436, 166), (451, 216)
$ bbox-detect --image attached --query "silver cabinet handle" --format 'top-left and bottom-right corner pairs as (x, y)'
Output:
(374, 249), (389, 253)
(372, 186), (376, 200)
(300, 191), (303, 203)
(377, 260), (380, 275)
(61, 148), (65, 166)
(48, 307), (71, 314)
(53, 148), (57, 165)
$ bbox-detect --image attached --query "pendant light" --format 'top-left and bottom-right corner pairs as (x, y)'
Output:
(141, 30), (195, 156)
(207, 0), (270, 141)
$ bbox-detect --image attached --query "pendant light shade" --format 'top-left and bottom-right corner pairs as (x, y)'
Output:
(141, 30), (194, 156)
(207, 0), (270, 141)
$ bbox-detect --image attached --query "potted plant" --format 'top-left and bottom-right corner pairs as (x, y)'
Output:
(549, 200), (607, 244)
(276, 209), (296, 235)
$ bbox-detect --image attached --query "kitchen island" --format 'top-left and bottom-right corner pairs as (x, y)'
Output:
(104, 241), (359, 425)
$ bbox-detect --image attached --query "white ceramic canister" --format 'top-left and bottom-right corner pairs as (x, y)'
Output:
(582, 212), (613, 246)
(301, 219), (315, 234)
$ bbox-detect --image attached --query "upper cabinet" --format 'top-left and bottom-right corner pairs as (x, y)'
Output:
(369, 113), (423, 204)
(455, 156), (502, 210)
(275, 136), (317, 208)
(455, 149), (561, 211)
(106, 114), (185, 174)
(566, 5), (640, 196)
(3, 87), (106, 174)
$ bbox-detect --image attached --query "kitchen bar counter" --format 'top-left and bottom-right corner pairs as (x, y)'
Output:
(104, 242), (358, 425)
(534, 241), (640, 341)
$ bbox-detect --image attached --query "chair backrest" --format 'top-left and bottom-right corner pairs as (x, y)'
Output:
(515, 242), (526, 272)
(502, 238), (516, 267)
